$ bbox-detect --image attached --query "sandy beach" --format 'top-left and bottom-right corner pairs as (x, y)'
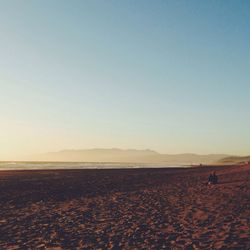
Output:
(0, 165), (249, 249)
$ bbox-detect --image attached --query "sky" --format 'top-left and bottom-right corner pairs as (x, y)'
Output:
(0, 0), (250, 160)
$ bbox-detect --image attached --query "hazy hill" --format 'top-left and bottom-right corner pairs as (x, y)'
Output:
(217, 155), (250, 165)
(29, 148), (229, 165)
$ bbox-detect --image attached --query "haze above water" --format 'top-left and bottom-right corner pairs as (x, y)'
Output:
(0, 148), (232, 170)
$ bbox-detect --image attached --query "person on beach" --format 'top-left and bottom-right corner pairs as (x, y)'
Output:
(212, 171), (218, 184)
(208, 171), (218, 185)
(208, 173), (213, 185)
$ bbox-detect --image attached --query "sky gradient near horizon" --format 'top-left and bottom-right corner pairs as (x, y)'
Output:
(0, 0), (250, 160)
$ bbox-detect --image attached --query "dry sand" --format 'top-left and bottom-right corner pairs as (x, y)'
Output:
(0, 165), (249, 249)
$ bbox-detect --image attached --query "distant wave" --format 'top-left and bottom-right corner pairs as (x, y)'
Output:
(0, 162), (181, 170)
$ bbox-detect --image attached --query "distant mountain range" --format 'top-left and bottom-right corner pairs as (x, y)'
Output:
(217, 155), (250, 165)
(29, 148), (230, 165)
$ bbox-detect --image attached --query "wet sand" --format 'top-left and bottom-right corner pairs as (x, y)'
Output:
(0, 165), (249, 249)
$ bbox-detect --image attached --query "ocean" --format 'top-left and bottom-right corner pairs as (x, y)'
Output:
(0, 162), (179, 170)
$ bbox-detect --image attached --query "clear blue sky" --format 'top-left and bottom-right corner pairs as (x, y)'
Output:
(0, 0), (250, 159)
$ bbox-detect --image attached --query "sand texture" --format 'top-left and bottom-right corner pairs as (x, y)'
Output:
(0, 165), (249, 249)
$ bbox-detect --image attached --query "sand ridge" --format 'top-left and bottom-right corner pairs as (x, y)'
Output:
(0, 166), (249, 249)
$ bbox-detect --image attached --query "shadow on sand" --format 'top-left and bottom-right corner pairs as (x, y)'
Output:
(217, 179), (248, 185)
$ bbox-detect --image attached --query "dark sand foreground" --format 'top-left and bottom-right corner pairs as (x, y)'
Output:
(0, 165), (249, 249)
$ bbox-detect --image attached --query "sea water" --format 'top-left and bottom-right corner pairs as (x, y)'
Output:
(0, 162), (180, 170)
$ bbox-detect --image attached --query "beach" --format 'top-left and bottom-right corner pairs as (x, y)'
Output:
(0, 165), (249, 249)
